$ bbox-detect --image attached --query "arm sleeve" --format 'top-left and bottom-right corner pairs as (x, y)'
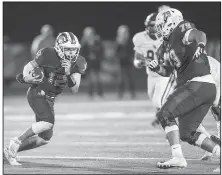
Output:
(132, 34), (143, 55)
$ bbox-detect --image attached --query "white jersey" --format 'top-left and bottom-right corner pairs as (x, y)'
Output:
(208, 56), (220, 85)
(208, 56), (220, 105)
(132, 31), (162, 77)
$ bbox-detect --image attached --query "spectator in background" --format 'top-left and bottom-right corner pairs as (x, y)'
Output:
(31, 24), (55, 58)
(116, 25), (136, 99)
(80, 27), (104, 99)
(158, 4), (171, 12)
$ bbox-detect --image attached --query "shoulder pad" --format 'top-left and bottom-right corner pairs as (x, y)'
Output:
(132, 31), (146, 47)
(176, 21), (196, 38)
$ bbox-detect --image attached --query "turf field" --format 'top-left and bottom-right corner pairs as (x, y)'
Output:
(3, 92), (220, 174)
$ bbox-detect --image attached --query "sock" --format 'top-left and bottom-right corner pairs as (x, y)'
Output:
(197, 124), (211, 138)
(216, 121), (220, 138)
(212, 145), (220, 158)
(210, 135), (221, 146)
(171, 144), (184, 158)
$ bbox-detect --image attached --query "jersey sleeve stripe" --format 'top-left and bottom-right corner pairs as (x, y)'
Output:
(30, 60), (39, 67)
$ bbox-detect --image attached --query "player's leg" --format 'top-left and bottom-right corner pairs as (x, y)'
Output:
(146, 76), (159, 126)
(88, 68), (95, 98)
(17, 129), (53, 152)
(179, 103), (220, 156)
(179, 104), (220, 173)
(200, 99), (221, 161)
(156, 81), (216, 168)
(125, 65), (135, 99)
(118, 64), (125, 99)
(4, 87), (55, 165)
(94, 62), (104, 98)
(151, 76), (171, 127)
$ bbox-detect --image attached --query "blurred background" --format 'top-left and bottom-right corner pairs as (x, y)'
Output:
(3, 2), (221, 98)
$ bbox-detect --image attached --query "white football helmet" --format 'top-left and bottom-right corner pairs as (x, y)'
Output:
(155, 8), (183, 39)
(55, 32), (81, 62)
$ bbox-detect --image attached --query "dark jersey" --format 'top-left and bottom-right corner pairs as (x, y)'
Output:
(32, 47), (87, 97)
(166, 20), (211, 87)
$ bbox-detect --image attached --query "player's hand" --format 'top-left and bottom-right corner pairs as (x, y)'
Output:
(148, 60), (160, 72)
(193, 43), (207, 59)
(61, 60), (71, 75)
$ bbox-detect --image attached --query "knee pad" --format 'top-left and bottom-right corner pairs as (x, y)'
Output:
(180, 131), (202, 146)
(38, 128), (53, 141)
(32, 121), (53, 135)
(156, 108), (177, 129)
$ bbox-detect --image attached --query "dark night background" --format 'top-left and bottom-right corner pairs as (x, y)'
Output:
(3, 1), (221, 42)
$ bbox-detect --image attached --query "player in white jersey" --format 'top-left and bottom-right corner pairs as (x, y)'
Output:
(198, 56), (221, 163)
(132, 12), (175, 126)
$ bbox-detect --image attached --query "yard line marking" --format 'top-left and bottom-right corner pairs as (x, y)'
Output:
(4, 130), (163, 136)
(50, 141), (168, 146)
(55, 130), (162, 136)
(17, 156), (216, 161)
(4, 112), (156, 121)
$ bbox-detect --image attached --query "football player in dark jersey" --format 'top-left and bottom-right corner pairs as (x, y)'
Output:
(148, 8), (220, 171)
(4, 32), (87, 165)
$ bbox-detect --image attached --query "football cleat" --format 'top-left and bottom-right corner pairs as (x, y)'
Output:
(213, 166), (220, 173)
(9, 137), (21, 158)
(157, 157), (187, 169)
(3, 147), (21, 166)
(200, 151), (213, 161)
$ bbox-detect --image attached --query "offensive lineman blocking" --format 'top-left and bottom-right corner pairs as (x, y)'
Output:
(148, 8), (220, 170)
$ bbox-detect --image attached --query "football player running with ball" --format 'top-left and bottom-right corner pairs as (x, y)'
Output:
(148, 8), (220, 171)
(132, 13), (176, 127)
(4, 32), (87, 165)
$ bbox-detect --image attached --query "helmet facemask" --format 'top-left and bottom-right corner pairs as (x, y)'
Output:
(61, 44), (80, 62)
(55, 32), (81, 62)
(145, 21), (157, 38)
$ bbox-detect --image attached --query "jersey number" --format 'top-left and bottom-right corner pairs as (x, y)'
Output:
(147, 50), (154, 60)
(179, 23), (192, 32)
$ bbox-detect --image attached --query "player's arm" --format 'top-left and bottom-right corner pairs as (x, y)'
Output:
(65, 55), (87, 94)
(184, 28), (207, 47)
(182, 24), (207, 59)
(149, 42), (174, 77)
(67, 73), (81, 94)
(17, 48), (45, 84)
(133, 51), (147, 69)
(132, 34), (147, 69)
(154, 60), (174, 77)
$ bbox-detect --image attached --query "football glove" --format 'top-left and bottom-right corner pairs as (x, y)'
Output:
(149, 60), (160, 72)
(61, 60), (72, 75)
(193, 43), (207, 59)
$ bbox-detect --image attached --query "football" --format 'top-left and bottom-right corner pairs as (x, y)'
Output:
(29, 67), (44, 82)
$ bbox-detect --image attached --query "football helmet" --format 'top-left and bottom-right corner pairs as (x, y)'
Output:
(144, 13), (157, 38)
(55, 32), (81, 62)
(155, 8), (183, 40)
